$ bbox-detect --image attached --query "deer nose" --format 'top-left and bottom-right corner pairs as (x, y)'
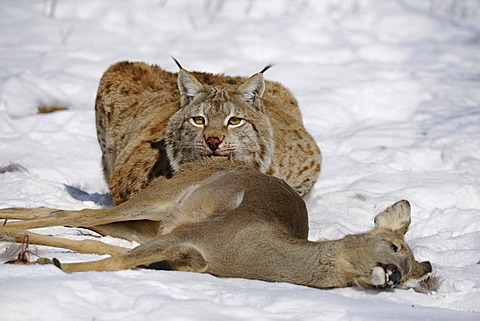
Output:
(421, 261), (432, 273)
(380, 263), (402, 285)
(206, 137), (222, 151)
(389, 268), (402, 285)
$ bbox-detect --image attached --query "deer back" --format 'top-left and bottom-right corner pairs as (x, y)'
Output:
(158, 159), (309, 239)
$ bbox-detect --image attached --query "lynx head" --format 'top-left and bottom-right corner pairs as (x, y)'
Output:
(337, 200), (435, 291)
(165, 63), (274, 173)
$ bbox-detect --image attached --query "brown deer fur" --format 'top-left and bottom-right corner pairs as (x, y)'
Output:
(0, 159), (432, 290)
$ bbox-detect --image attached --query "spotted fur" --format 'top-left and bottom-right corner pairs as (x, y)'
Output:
(96, 61), (321, 204)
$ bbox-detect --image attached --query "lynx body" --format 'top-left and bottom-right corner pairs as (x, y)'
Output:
(95, 61), (321, 204)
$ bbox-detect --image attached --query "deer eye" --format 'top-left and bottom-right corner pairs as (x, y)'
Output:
(227, 117), (244, 127)
(391, 243), (401, 252)
(190, 116), (205, 127)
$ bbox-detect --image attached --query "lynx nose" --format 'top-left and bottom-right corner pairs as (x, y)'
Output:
(206, 136), (222, 151)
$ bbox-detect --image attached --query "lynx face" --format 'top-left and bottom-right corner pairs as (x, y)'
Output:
(165, 69), (274, 174)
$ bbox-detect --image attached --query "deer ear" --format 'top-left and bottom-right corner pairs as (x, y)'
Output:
(237, 73), (265, 106)
(178, 69), (204, 106)
(374, 200), (411, 235)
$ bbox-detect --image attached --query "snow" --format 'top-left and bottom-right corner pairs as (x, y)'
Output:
(1, 0), (479, 320)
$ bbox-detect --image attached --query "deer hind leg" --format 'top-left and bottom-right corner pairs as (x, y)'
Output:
(59, 234), (206, 273)
(0, 206), (162, 244)
(88, 220), (162, 243)
(0, 207), (117, 230)
(0, 197), (176, 231)
(1, 227), (130, 257)
(0, 207), (60, 221)
(0, 176), (191, 230)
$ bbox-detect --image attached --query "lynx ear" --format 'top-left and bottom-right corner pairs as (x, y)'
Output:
(172, 56), (203, 100)
(177, 69), (204, 105)
(374, 200), (411, 236)
(237, 73), (265, 106)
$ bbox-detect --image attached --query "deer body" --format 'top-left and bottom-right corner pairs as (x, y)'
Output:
(0, 160), (431, 290)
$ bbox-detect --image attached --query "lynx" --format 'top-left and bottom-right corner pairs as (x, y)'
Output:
(0, 159), (434, 291)
(95, 60), (321, 204)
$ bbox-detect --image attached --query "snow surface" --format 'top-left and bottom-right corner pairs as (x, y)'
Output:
(1, 0), (479, 320)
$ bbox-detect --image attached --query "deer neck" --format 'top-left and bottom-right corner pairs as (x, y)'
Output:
(222, 234), (351, 289)
(270, 238), (351, 289)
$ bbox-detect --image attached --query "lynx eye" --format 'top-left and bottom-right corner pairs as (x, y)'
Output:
(190, 116), (206, 127)
(227, 117), (245, 127)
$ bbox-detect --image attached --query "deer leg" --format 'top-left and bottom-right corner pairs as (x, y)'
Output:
(0, 207), (60, 220)
(0, 207), (116, 230)
(0, 206), (167, 243)
(1, 227), (130, 256)
(0, 198), (175, 230)
(0, 207), (161, 244)
(88, 220), (162, 243)
(59, 234), (206, 273)
(0, 196), (176, 244)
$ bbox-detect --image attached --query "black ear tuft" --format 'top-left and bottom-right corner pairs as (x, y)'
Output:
(171, 56), (184, 70)
(259, 63), (276, 74)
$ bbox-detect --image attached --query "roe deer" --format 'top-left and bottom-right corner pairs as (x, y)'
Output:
(0, 159), (433, 291)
